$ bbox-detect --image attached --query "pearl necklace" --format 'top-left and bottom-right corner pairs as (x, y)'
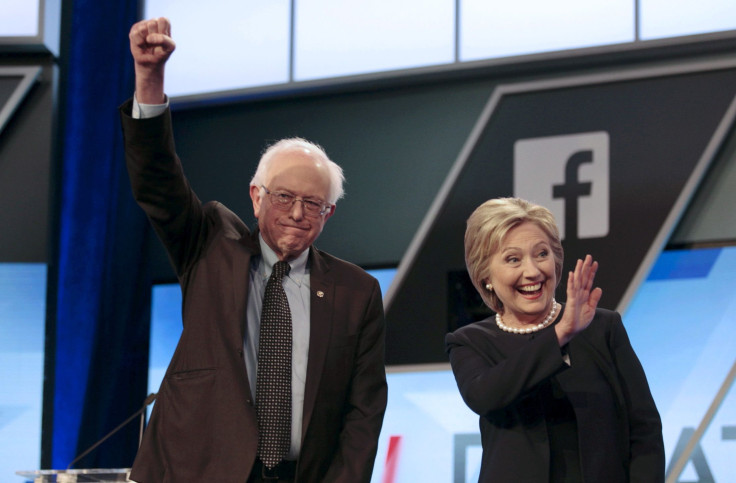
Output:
(495, 300), (558, 334)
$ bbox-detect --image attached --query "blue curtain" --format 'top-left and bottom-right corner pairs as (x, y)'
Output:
(47, 0), (150, 469)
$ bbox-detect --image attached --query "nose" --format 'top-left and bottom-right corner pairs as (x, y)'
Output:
(289, 199), (305, 220)
(521, 257), (542, 277)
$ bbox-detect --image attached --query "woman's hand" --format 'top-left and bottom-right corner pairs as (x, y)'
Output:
(555, 254), (602, 346)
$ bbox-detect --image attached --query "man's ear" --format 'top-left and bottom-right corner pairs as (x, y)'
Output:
(249, 184), (262, 218)
(323, 204), (336, 222)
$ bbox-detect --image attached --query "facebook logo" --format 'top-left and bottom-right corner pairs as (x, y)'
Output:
(514, 132), (609, 240)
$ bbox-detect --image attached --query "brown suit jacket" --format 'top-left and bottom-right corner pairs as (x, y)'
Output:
(120, 100), (388, 482)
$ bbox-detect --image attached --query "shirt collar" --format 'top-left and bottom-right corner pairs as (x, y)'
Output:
(257, 234), (309, 285)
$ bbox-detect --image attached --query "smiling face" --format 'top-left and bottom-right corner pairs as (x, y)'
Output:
(486, 221), (557, 327)
(250, 147), (335, 261)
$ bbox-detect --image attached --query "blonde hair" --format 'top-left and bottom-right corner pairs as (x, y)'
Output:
(464, 197), (563, 313)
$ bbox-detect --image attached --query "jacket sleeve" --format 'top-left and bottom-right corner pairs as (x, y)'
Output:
(322, 278), (388, 483)
(446, 324), (569, 415)
(119, 98), (208, 278)
(609, 317), (666, 482)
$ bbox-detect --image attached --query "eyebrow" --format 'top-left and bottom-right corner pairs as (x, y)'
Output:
(499, 241), (550, 253)
(272, 188), (326, 202)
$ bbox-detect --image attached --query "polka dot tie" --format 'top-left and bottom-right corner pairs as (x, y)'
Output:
(256, 261), (292, 469)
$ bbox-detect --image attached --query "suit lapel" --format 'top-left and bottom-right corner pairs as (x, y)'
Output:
(235, 228), (260, 340)
(233, 229), (260, 401)
(302, 247), (334, 438)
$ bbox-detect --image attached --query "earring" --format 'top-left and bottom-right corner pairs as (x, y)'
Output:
(485, 283), (492, 291)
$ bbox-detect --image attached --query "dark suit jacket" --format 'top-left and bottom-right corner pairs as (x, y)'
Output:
(120, 100), (388, 483)
(446, 307), (664, 482)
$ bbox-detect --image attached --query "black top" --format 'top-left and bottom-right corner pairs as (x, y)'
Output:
(446, 306), (665, 482)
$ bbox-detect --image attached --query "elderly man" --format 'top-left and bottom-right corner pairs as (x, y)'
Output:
(121, 17), (387, 483)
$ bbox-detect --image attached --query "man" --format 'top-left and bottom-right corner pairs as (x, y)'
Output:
(122, 17), (388, 483)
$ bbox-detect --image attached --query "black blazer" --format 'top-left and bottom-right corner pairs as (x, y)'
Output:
(120, 100), (388, 482)
(446, 307), (664, 482)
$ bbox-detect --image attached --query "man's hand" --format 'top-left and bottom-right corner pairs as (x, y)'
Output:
(129, 17), (176, 104)
(555, 254), (603, 346)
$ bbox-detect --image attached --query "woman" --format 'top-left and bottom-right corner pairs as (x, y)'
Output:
(446, 198), (664, 482)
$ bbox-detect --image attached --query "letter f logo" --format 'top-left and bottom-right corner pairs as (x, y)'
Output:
(514, 132), (609, 240)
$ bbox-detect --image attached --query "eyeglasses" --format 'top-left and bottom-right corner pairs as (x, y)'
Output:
(261, 185), (332, 217)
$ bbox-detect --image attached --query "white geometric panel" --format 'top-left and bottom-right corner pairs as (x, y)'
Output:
(0, 66), (41, 137)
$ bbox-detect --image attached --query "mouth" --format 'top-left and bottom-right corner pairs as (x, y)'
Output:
(280, 222), (309, 231)
(517, 282), (544, 297)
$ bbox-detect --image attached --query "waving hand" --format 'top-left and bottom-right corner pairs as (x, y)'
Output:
(555, 254), (603, 346)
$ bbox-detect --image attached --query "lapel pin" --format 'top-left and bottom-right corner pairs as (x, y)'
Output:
(317, 290), (325, 298)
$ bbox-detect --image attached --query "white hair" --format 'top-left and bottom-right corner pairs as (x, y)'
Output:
(249, 137), (345, 204)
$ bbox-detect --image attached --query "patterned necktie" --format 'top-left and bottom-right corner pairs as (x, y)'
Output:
(256, 260), (292, 468)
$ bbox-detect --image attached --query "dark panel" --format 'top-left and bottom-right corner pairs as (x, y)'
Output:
(0, 64), (53, 263)
(386, 64), (736, 364)
(145, 81), (494, 281)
